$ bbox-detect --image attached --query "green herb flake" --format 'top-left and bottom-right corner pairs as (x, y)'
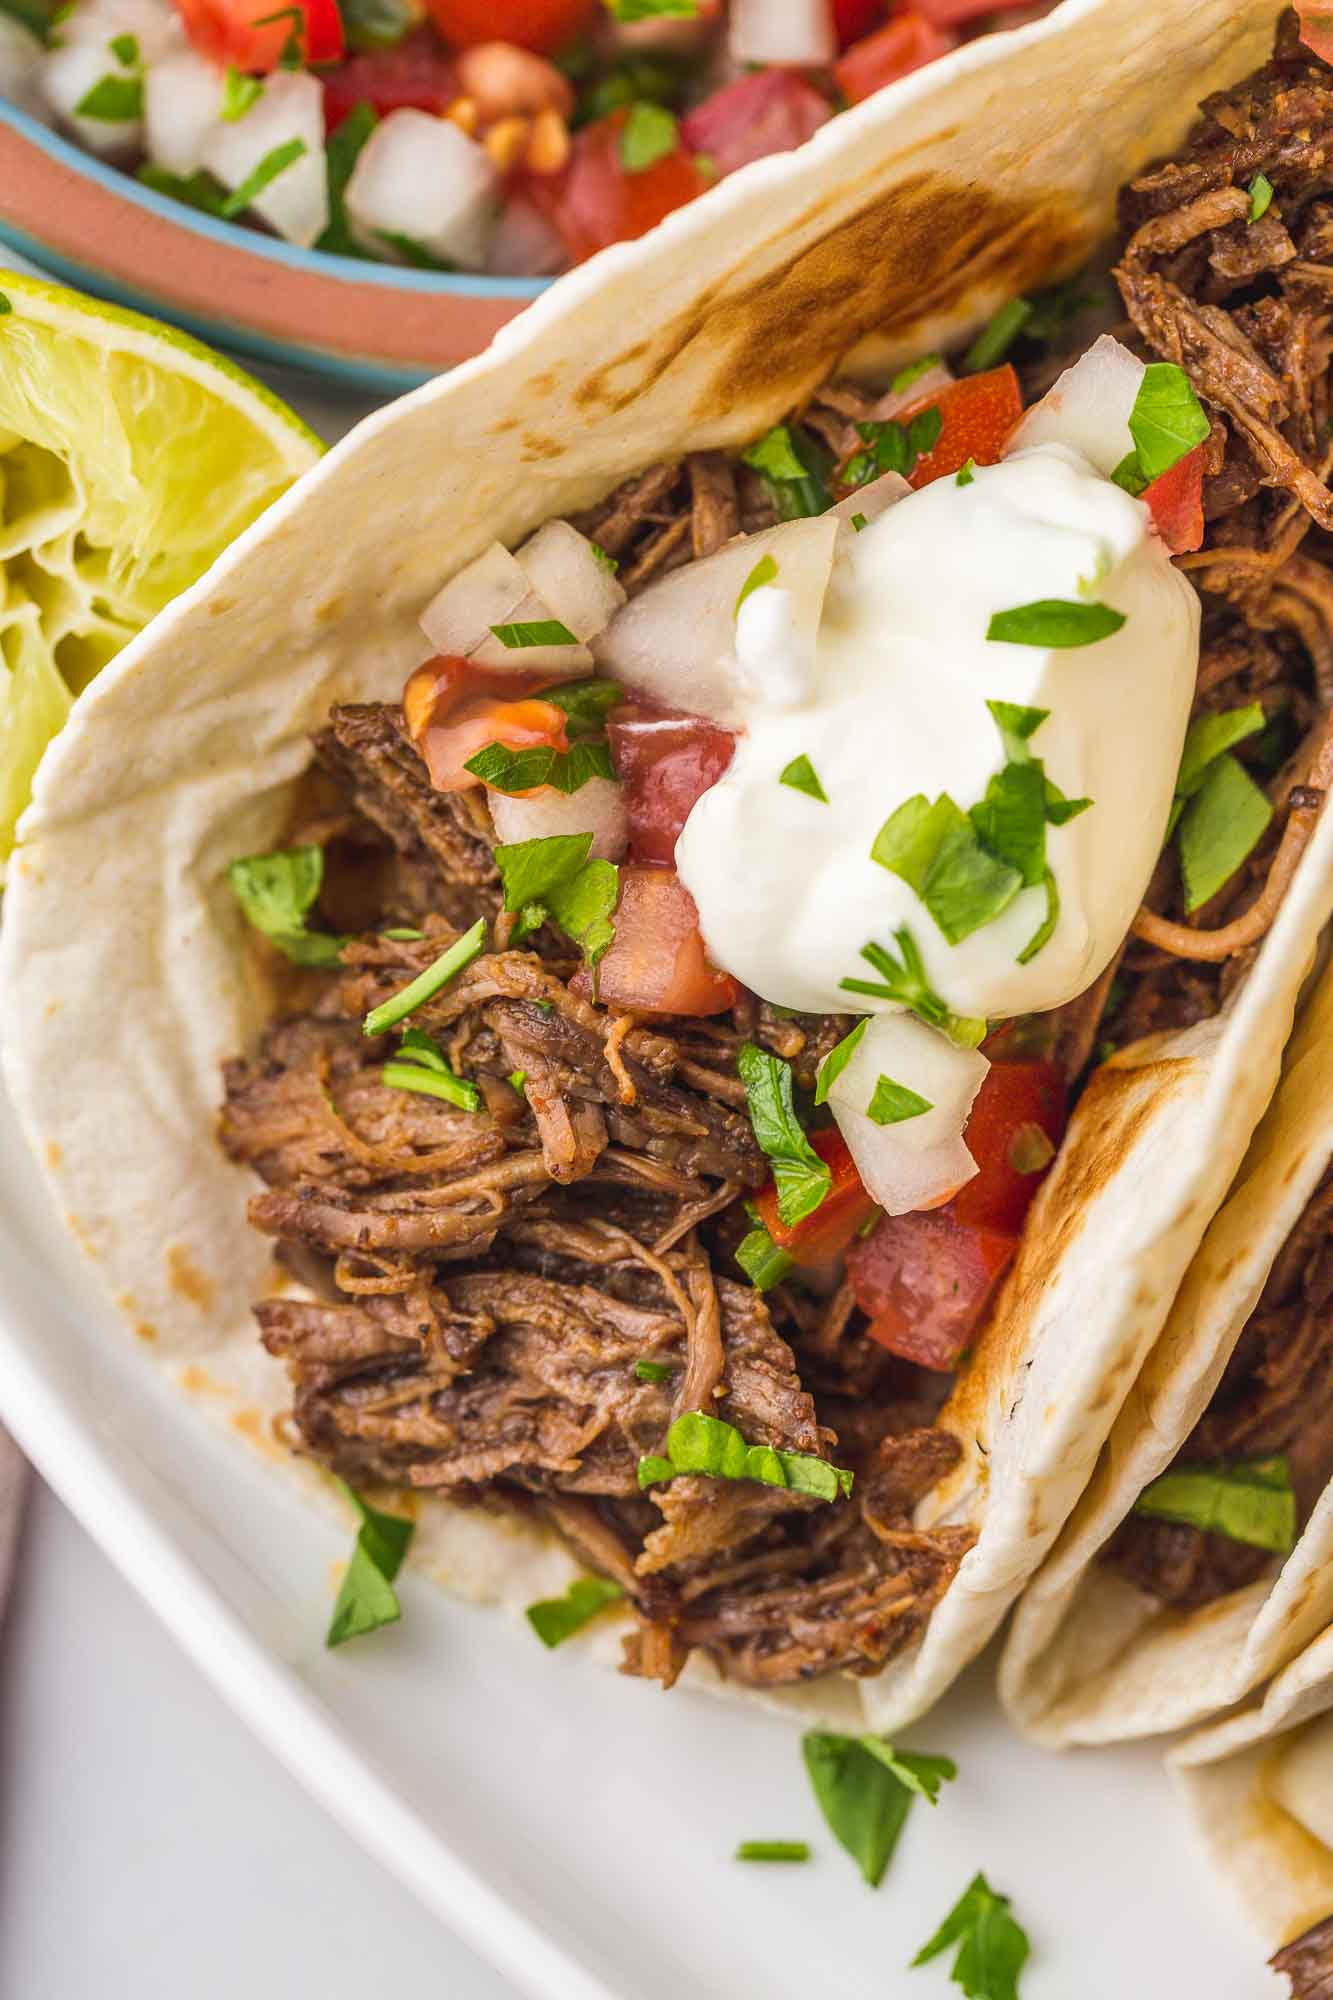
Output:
(108, 29), (138, 63)
(1134, 1455), (1297, 1555)
(544, 678), (624, 734)
(1017, 867), (1061, 965)
(737, 1042), (831, 1228)
(1175, 702), (1267, 799)
(250, 2), (304, 64)
(381, 1059), (481, 1112)
(963, 297), (1033, 373)
(912, 1873), (1030, 2000)
(634, 1359), (674, 1383)
(872, 793), (1023, 945)
(742, 424), (833, 520)
(589, 540), (619, 572)
(326, 1482), (414, 1647)
(638, 1410), (853, 1504)
(1248, 171), (1275, 223)
(363, 917), (487, 1037)
(847, 406), (942, 488)
(340, 0), (416, 49)
(736, 552), (779, 616)
(736, 1224), (796, 1292)
(743, 424), (809, 483)
(840, 928), (986, 1049)
(779, 754), (828, 804)
(494, 832), (618, 968)
(1127, 361), (1211, 485)
(814, 1017), (868, 1105)
(735, 1842), (810, 1863)
(382, 926), (425, 941)
(489, 617), (579, 650)
(850, 511), (869, 531)
(802, 1731), (957, 1888)
(508, 1068), (527, 1094)
(955, 458), (976, 488)
(220, 135), (307, 219)
(222, 64), (263, 119)
(525, 1574), (624, 1649)
(228, 846), (344, 966)
(1178, 753), (1272, 912)
(496, 832), (594, 912)
(604, 0), (698, 19)
(891, 352), (942, 394)
(137, 163), (229, 214)
(465, 738), (614, 796)
(0, 292), (11, 317)
(620, 98), (678, 171)
(987, 599), (1126, 648)
(1110, 450), (1148, 498)
(867, 1076), (932, 1126)
(75, 71), (143, 120)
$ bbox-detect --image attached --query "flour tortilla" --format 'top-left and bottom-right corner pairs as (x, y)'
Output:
(1000, 960), (1333, 1748)
(0, 0), (1316, 1729)
(1170, 1627), (1333, 1953)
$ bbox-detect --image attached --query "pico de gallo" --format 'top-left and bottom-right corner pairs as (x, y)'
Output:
(1, 0), (1060, 270)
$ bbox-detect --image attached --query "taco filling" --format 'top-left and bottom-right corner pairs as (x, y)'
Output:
(219, 11), (1333, 1689)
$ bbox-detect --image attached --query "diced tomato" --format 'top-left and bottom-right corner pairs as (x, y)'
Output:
(911, 0), (1014, 23)
(679, 68), (832, 181)
(174, 0), (343, 68)
(421, 0), (596, 54)
(947, 1059), (1066, 1234)
(832, 0), (885, 48)
(1297, 4), (1333, 63)
(848, 1209), (1016, 1370)
(580, 865), (740, 1016)
(322, 33), (458, 132)
(832, 12), (957, 104)
(514, 110), (709, 266)
(1143, 443), (1205, 555)
(754, 1130), (877, 1265)
(608, 703), (736, 865)
(901, 364), (1023, 487)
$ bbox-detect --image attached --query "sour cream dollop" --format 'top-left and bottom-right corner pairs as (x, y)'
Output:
(675, 442), (1201, 1023)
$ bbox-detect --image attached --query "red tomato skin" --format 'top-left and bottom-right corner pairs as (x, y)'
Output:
(608, 704), (736, 865)
(848, 1209), (1016, 1371)
(1143, 444), (1205, 555)
(176, 0), (343, 69)
(679, 68), (832, 181)
(1298, 4), (1333, 62)
(515, 110), (708, 264)
(947, 1060), (1066, 1234)
(902, 365), (1023, 487)
(422, 0), (596, 53)
(754, 1130), (877, 1264)
(322, 33), (458, 132)
(832, 13), (957, 104)
(832, 0), (885, 48)
(910, 0), (1012, 22)
(580, 866), (740, 1017)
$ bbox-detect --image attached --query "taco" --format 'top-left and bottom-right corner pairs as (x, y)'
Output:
(2, 0), (1328, 1730)
(1171, 1625), (1333, 2000)
(1001, 953), (1333, 1745)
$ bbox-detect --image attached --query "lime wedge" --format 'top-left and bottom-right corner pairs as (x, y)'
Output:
(0, 267), (322, 870)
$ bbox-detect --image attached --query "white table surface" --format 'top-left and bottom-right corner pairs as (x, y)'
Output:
(0, 347), (519, 2000)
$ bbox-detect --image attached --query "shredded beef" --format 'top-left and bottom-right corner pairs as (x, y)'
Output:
(1106, 1166), (1333, 1611)
(1274, 1916), (1333, 2000)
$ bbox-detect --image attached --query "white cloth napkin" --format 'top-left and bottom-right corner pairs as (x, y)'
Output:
(0, 1425), (25, 1621)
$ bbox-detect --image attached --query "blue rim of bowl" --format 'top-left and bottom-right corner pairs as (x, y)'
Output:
(0, 99), (550, 390)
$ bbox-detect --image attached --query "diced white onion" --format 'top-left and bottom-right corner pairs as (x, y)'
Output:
(1008, 333), (1145, 479)
(830, 469), (911, 530)
(144, 47), (225, 177)
(345, 108), (498, 272)
(870, 360), (955, 422)
(823, 1013), (989, 1217)
(201, 69), (327, 248)
(0, 15), (47, 121)
(420, 537), (593, 677)
(592, 514), (839, 726)
(516, 520), (627, 643)
(729, 0), (835, 66)
(42, 36), (143, 156)
(489, 777), (628, 861)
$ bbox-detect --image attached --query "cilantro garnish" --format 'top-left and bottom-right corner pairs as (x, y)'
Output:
(633, 1359), (674, 1383)
(108, 29), (138, 63)
(850, 511), (869, 530)
(912, 1874), (1030, 1999)
(955, 458), (976, 487)
(543, 678), (624, 734)
(525, 1575), (624, 1649)
(251, 3), (305, 65)
(843, 406), (942, 489)
(75, 71), (143, 119)
(779, 753), (828, 803)
(222, 64), (263, 120)
(220, 136), (307, 219)
(737, 1042), (831, 1228)
(735, 1221), (796, 1292)
(228, 845), (344, 966)
(1173, 702), (1267, 805)
(987, 600), (1126, 647)
(0, 293), (11, 317)
(1117, 361), (1210, 490)
(340, 0), (417, 48)
(891, 352), (942, 394)
(316, 99), (377, 254)
(495, 832), (618, 966)
(381, 1024), (481, 1111)
(1178, 754), (1272, 912)
(872, 793), (1023, 946)
(867, 1076), (932, 1125)
(742, 424), (833, 519)
(840, 929), (986, 1047)
(137, 163), (231, 215)
(803, 1731), (957, 1887)
(1248, 170), (1275, 222)
(736, 552), (778, 616)
(1134, 1455), (1297, 1554)
(963, 275), (1102, 370)
(963, 297), (1033, 373)
(362, 918), (487, 1037)
(326, 1482), (415, 1647)
(620, 99), (678, 171)
(604, 0), (698, 16)
(637, 1411), (853, 1503)
(465, 738), (614, 795)
(489, 618), (579, 650)
(736, 1841), (810, 1863)
(814, 1018), (868, 1104)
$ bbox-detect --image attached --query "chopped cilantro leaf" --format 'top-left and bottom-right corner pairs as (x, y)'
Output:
(987, 599), (1126, 647)
(465, 739), (614, 795)
(228, 845), (343, 966)
(735, 1223), (796, 1291)
(326, 1482), (414, 1647)
(363, 918), (487, 1036)
(735, 1841), (811, 1863)
(867, 1076), (932, 1125)
(840, 928), (986, 1048)
(638, 1410), (853, 1503)
(1178, 753), (1272, 912)
(1248, 171), (1274, 223)
(963, 297), (1032, 373)
(736, 552), (778, 616)
(803, 1731), (957, 1887)
(489, 618), (579, 649)
(891, 352), (942, 394)
(1127, 362), (1210, 485)
(220, 136), (307, 219)
(911, 1873), (1030, 2000)
(1134, 1455), (1297, 1554)
(737, 1042), (831, 1227)
(222, 64), (263, 120)
(872, 793), (1023, 945)
(620, 98), (678, 171)
(526, 1575), (624, 1648)
(75, 71), (143, 119)
(814, 1018), (868, 1105)
(780, 753), (828, 803)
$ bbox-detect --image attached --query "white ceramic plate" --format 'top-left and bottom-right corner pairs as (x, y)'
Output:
(0, 1070), (1282, 2000)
